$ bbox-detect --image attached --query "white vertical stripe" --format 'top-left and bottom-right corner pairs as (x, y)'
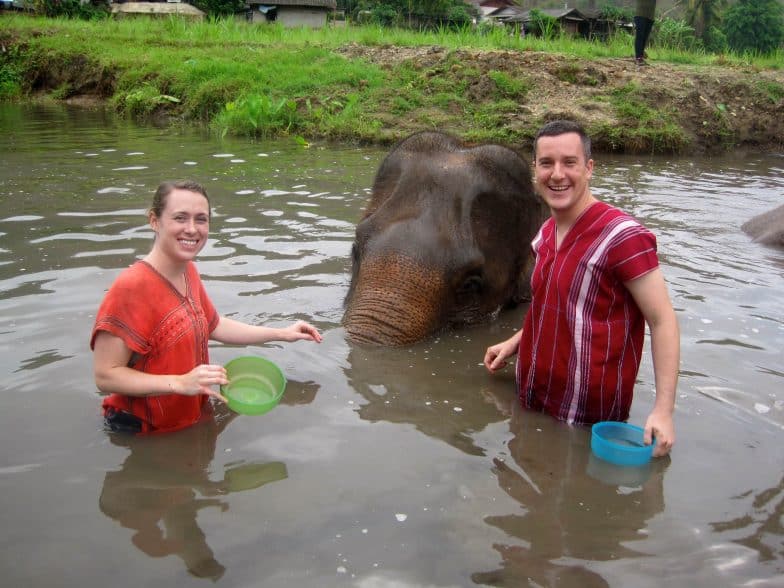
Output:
(565, 219), (640, 423)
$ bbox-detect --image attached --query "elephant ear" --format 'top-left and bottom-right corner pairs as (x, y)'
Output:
(512, 250), (535, 304)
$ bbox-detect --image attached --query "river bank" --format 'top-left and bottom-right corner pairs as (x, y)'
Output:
(1, 15), (783, 154)
(337, 43), (784, 154)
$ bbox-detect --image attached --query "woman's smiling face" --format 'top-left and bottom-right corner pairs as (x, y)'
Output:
(533, 131), (594, 216)
(149, 188), (210, 263)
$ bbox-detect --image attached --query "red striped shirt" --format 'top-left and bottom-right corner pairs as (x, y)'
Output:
(516, 201), (659, 425)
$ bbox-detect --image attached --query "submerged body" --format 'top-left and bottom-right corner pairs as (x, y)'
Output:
(742, 203), (784, 249)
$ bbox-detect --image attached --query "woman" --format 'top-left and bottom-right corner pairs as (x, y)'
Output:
(91, 180), (322, 433)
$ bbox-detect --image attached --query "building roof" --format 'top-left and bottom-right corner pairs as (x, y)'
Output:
(504, 8), (588, 24)
(246, 0), (337, 7)
(110, 2), (205, 17)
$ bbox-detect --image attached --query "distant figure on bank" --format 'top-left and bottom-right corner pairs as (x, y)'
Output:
(91, 180), (322, 434)
(634, 0), (657, 66)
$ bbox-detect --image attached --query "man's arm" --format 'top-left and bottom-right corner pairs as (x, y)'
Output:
(625, 268), (680, 457)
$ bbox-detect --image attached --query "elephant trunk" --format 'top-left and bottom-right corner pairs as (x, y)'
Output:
(343, 255), (446, 346)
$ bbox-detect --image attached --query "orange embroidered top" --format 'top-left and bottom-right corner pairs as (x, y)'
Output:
(90, 261), (219, 433)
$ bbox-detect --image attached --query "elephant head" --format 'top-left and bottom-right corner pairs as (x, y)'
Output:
(742, 203), (784, 249)
(343, 131), (546, 346)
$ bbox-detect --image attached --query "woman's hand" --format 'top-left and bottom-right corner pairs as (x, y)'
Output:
(172, 364), (229, 402)
(278, 320), (323, 343)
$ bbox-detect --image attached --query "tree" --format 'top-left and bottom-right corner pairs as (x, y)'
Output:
(192, 0), (246, 17)
(723, 0), (784, 55)
(684, 0), (726, 39)
(351, 0), (476, 29)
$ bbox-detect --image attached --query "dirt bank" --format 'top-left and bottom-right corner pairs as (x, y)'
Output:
(10, 30), (784, 155)
(337, 44), (784, 155)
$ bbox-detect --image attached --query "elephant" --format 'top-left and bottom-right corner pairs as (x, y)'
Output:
(343, 131), (547, 346)
(741, 203), (784, 249)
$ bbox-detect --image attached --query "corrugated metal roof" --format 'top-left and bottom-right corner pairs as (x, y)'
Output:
(505, 8), (588, 24)
(110, 2), (205, 16)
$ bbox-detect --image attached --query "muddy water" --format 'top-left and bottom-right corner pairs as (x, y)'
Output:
(0, 104), (781, 588)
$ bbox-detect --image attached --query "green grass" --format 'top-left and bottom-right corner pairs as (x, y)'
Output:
(597, 82), (688, 153)
(0, 14), (781, 151)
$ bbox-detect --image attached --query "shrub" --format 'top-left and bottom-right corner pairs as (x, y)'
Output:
(653, 18), (702, 52)
(723, 0), (784, 55)
(35, 0), (109, 20)
(526, 9), (561, 39)
(192, 0), (247, 18)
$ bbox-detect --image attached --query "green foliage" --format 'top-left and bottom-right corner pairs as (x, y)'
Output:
(35, 0), (109, 20)
(351, 0), (477, 29)
(599, 3), (632, 22)
(1, 13), (782, 150)
(116, 83), (181, 118)
(444, 3), (474, 28)
(756, 80), (784, 103)
(604, 82), (688, 153)
(0, 44), (24, 100)
(356, 2), (398, 26)
(215, 93), (299, 138)
(654, 18), (703, 52)
(191, 0), (246, 18)
(527, 9), (561, 40)
(685, 0), (727, 40)
(723, 0), (784, 56)
(703, 25), (728, 53)
(487, 70), (530, 99)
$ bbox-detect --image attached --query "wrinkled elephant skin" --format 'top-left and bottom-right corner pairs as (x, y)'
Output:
(343, 131), (546, 346)
(742, 203), (784, 249)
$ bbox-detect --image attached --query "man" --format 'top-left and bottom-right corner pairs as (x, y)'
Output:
(483, 120), (678, 457)
(634, 0), (657, 66)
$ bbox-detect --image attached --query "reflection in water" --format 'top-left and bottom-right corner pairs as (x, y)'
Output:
(473, 402), (668, 587)
(711, 475), (784, 569)
(98, 412), (287, 581)
(348, 343), (516, 456)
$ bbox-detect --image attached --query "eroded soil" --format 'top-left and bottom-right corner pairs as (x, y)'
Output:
(337, 44), (784, 154)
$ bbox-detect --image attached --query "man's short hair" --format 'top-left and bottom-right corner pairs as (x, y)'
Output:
(533, 120), (592, 162)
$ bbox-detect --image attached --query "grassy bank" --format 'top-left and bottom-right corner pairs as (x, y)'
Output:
(1, 15), (783, 153)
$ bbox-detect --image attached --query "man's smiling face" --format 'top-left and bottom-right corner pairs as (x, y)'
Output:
(534, 131), (594, 216)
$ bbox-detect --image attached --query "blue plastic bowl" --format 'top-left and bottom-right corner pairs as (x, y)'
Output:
(591, 421), (654, 467)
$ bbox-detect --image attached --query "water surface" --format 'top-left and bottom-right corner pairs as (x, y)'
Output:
(0, 104), (782, 587)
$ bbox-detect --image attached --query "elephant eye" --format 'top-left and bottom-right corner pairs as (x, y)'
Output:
(457, 274), (483, 295)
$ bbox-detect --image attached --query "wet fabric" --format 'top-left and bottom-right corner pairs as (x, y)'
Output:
(91, 261), (219, 433)
(516, 201), (659, 425)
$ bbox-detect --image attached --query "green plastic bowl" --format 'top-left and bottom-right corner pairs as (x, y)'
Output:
(221, 356), (287, 416)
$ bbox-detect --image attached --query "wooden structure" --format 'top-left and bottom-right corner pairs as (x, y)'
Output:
(246, 0), (336, 28)
(503, 8), (590, 37)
